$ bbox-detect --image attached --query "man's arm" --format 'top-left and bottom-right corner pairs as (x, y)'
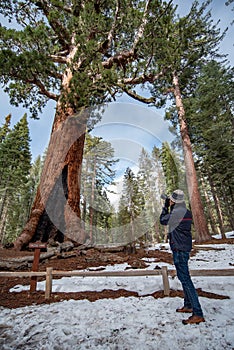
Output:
(160, 198), (170, 225)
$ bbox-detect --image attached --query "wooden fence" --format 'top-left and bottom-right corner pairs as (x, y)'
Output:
(1, 267), (234, 300)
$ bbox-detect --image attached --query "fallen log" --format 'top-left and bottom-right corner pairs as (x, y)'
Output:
(0, 249), (57, 271)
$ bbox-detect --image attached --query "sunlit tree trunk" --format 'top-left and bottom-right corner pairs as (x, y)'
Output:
(0, 197), (9, 244)
(89, 157), (96, 244)
(207, 171), (226, 239)
(173, 72), (211, 243)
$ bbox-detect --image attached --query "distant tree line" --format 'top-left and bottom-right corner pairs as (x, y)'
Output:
(0, 114), (43, 244)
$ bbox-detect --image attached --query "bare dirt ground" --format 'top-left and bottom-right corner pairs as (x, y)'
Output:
(0, 238), (233, 309)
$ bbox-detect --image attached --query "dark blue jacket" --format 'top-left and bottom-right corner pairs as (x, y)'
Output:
(160, 202), (192, 252)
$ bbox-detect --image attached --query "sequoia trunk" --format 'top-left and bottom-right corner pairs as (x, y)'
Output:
(173, 72), (211, 243)
(14, 106), (88, 250)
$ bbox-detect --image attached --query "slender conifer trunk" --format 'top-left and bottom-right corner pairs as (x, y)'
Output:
(89, 157), (97, 243)
(200, 175), (219, 235)
(207, 171), (226, 239)
(172, 72), (211, 243)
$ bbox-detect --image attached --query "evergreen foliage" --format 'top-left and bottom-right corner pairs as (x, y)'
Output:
(81, 133), (118, 244)
(160, 142), (179, 193)
(160, 142), (186, 195)
(117, 167), (144, 246)
(137, 147), (163, 242)
(0, 0), (176, 117)
(0, 114), (32, 243)
(27, 155), (44, 214)
(0, 114), (11, 143)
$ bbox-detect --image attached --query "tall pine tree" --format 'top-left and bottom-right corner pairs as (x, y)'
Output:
(0, 114), (32, 243)
(117, 167), (144, 249)
(121, 1), (225, 241)
(137, 147), (163, 243)
(81, 134), (118, 245)
(184, 60), (234, 233)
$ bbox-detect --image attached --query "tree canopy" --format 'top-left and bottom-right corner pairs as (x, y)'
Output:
(0, 1), (224, 115)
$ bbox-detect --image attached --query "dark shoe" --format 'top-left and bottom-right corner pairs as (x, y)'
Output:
(176, 307), (193, 313)
(182, 315), (205, 325)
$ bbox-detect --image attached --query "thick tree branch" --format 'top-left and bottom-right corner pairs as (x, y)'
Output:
(50, 53), (69, 64)
(120, 68), (167, 85)
(102, 49), (136, 69)
(26, 76), (59, 100)
(121, 87), (156, 104)
(116, 66), (171, 104)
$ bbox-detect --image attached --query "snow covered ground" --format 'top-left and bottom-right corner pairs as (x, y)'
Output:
(0, 232), (234, 350)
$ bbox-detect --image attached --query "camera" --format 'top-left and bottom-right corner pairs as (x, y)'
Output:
(161, 193), (170, 208)
(160, 194), (169, 200)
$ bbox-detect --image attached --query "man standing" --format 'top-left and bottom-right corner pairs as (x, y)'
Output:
(160, 189), (205, 325)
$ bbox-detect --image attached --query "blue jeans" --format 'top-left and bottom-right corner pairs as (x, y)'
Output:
(173, 251), (203, 317)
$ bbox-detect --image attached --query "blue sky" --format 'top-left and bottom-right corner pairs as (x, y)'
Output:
(0, 0), (233, 162)
(91, 102), (174, 179)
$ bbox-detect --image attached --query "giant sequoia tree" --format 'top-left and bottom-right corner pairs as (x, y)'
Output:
(0, 0), (225, 247)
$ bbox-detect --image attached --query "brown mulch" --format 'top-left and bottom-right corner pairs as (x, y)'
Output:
(194, 237), (234, 246)
(0, 238), (233, 309)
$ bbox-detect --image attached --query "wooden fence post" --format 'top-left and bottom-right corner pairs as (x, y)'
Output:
(161, 266), (170, 296)
(45, 267), (53, 300)
(29, 242), (47, 293)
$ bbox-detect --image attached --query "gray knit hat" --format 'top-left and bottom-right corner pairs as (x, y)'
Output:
(170, 189), (185, 203)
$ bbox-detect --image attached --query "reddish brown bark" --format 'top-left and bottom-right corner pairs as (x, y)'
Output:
(172, 72), (211, 243)
(14, 106), (88, 250)
(13, 42), (91, 251)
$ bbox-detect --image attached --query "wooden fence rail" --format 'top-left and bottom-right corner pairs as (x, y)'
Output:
(0, 267), (234, 300)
